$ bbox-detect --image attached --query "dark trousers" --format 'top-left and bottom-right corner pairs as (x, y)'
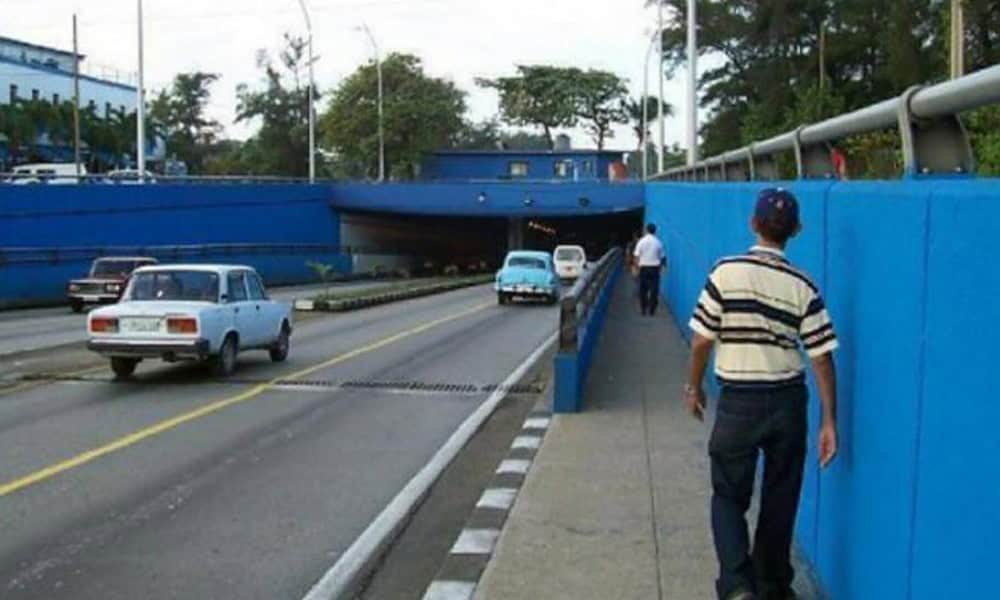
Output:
(637, 266), (660, 314)
(710, 384), (807, 600)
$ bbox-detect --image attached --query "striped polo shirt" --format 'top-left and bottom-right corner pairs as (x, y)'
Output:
(689, 246), (838, 389)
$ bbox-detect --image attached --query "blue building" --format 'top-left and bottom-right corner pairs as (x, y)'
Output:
(421, 149), (630, 181)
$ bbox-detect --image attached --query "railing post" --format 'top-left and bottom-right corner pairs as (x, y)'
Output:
(897, 85), (974, 177)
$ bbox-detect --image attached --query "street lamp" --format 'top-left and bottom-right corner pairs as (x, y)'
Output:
(355, 23), (385, 183)
(686, 0), (697, 166)
(296, 0), (316, 182)
(641, 29), (660, 181)
(136, 0), (146, 181)
(657, 0), (665, 173)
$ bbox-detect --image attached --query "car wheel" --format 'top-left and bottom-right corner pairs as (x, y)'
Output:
(70, 299), (84, 313)
(498, 293), (508, 305)
(212, 334), (239, 377)
(269, 324), (290, 362)
(110, 357), (139, 378)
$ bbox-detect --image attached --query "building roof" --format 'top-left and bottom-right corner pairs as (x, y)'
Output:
(432, 149), (626, 157)
(0, 35), (84, 60)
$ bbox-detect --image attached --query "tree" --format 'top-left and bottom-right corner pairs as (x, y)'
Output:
(451, 120), (552, 151)
(573, 69), (630, 149)
(624, 95), (672, 152)
(477, 65), (580, 149)
(151, 72), (222, 173)
(321, 53), (466, 180)
(235, 34), (316, 177)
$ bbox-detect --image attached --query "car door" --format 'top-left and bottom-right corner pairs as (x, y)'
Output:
(245, 271), (281, 345)
(224, 271), (255, 348)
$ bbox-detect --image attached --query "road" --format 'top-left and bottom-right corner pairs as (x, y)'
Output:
(0, 285), (556, 599)
(0, 280), (394, 358)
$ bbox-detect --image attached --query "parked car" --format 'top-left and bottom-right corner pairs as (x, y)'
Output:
(553, 244), (588, 282)
(495, 250), (561, 305)
(67, 256), (159, 313)
(104, 169), (157, 184)
(6, 162), (87, 184)
(86, 264), (293, 378)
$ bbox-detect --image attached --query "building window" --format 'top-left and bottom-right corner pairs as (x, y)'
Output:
(9, 84), (17, 103)
(582, 160), (594, 176)
(52, 93), (60, 105)
(509, 161), (529, 178)
(554, 160), (574, 178)
(31, 89), (39, 101)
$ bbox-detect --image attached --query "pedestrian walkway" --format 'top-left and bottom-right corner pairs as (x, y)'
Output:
(474, 276), (823, 600)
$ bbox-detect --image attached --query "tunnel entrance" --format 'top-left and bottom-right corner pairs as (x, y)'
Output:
(339, 209), (642, 276)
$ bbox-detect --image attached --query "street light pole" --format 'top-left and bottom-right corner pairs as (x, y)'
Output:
(950, 0), (964, 79)
(358, 23), (385, 182)
(297, 0), (316, 182)
(657, 0), (665, 173)
(686, 0), (697, 166)
(136, 0), (146, 180)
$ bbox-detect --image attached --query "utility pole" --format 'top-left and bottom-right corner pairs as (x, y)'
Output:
(819, 21), (826, 92)
(357, 23), (384, 182)
(657, 0), (665, 173)
(686, 0), (697, 166)
(297, 0), (316, 183)
(136, 0), (146, 180)
(950, 0), (964, 79)
(72, 14), (82, 177)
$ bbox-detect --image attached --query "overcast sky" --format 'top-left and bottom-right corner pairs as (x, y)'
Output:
(3, 0), (695, 150)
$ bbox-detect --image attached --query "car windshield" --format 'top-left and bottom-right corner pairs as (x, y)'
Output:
(507, 257), (547, 270)
(92, 260), (145, 278)
(128, 271), (220, 302)
(555, 248), (585, 261)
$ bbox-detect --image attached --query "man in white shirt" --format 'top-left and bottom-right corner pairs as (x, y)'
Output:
(632, 223), (665, 316)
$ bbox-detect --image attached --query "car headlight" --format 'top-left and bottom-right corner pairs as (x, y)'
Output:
(68, 283), (80, 292)
(105, 283), (122, 293)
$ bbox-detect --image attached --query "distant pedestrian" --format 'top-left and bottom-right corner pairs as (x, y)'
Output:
(684, 188), (839, 600)
(632, 223), (665, 315)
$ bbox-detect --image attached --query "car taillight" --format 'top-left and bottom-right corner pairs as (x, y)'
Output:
(166, 317), (198, 334)
(90, 317), (119, 333)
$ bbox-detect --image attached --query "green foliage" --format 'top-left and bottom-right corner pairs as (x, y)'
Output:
(234, 34), (316, 177)
(573, 69), (631, 149)
(321, 53), (466, 180)
(966, 106), (1000, 177)
(150, 72), (222, 173)
(623, 96), (672, 151)
(452, 120), (560, 151)
(477, 65), (581, 148)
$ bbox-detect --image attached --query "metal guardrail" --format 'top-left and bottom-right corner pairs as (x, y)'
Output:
(0, 173), (327, 185)
(656, 63), (1000, 181)
(558, 247), (622, 352)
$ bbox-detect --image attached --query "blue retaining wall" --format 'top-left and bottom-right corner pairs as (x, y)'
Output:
(646, 180), (1000, 599)
(0, 184), (345, 305)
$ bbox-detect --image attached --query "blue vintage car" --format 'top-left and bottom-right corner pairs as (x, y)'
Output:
(495, 250), (561, 305)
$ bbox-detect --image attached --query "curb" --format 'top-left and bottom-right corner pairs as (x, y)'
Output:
(301, 332), (557, 600)
(420, 405), (553, 600)
(293, 277), (492, 313)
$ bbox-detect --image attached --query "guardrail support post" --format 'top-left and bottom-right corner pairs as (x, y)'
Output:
(794, 125), (837, 180)
(898, 85), (974, 177)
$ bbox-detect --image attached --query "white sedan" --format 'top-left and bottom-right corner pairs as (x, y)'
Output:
(87, 264), (293, 378)
(553, 245), (588, 282)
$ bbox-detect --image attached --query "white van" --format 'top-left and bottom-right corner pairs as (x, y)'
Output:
(7, 163), (88, 185)
(553, 245), (588, 281)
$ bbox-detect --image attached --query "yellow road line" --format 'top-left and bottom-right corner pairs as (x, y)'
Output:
(0, 364), (107, 399)
(0, 302), (491, 498)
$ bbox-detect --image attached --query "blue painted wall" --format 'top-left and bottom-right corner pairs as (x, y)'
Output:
(328, 180), (643, 216)
(646, 180), (1000, 599)
(0, 184), (345, 306)
(421, 150), (625, 181)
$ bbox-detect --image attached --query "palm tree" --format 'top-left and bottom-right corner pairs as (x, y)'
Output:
(624, 96), (673, 151)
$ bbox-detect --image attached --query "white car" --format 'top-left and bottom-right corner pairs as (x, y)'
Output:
(87, 264), (293, 378)
(7, 162), (87, 184)
(553, 245), (587, 281)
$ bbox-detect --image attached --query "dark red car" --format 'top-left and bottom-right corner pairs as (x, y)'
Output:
(66, 257), (158, 313)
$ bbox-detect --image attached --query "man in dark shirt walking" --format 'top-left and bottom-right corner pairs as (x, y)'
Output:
(684, 188), (839, 600)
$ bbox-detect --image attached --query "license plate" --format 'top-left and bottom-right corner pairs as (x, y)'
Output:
(515, 285), (533, 292)
(79, 295), (101, 302)
(121, 318), (161, 333)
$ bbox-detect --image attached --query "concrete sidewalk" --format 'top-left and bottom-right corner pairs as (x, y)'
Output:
(474, 277), (822, 600)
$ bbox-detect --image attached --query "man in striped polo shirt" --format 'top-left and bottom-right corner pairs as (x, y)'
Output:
(684, 188), (838, 600)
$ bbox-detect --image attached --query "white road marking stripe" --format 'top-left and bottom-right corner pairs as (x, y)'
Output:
(422, 580), (476, 600)
(450, 529), (500, 555)
(496, 459), (531, 475)
(301, 331), (558, 600)
(511, 435), (542, 450)
(476, 488), (518, 511)
(523, 417), (550, 429)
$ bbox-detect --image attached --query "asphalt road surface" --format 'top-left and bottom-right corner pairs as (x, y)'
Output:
(0, 285), (556, 600)
(0, 280), (395, 358)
